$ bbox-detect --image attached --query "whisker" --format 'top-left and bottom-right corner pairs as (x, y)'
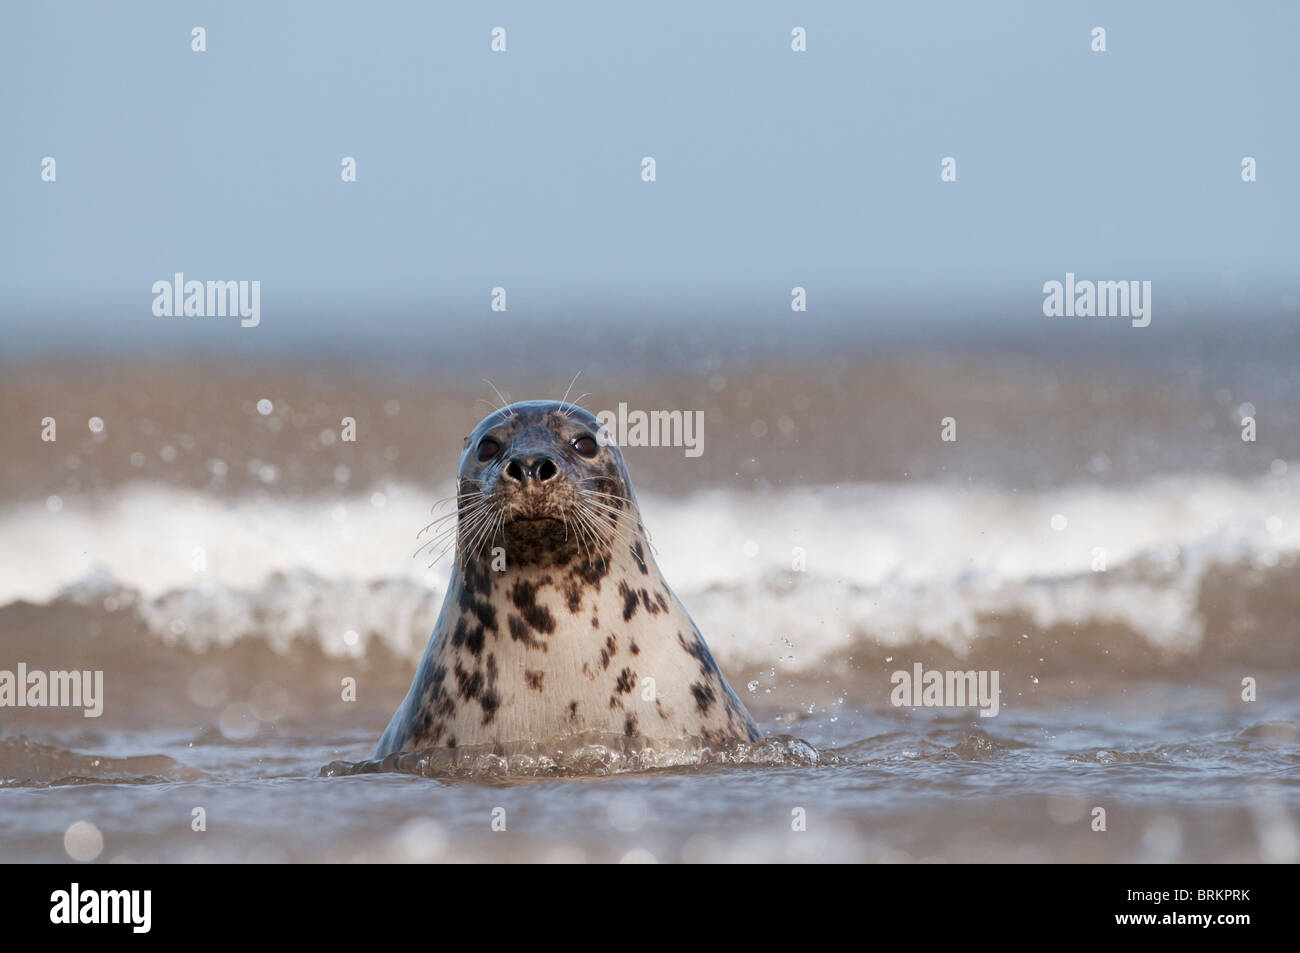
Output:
(572, 514), (592, 562)
(416, 499), (490, 539)
(460, 504), (501, 564)
(427, 493), (465, 515)
(415, 518), (477, 556)
(574, 482), (636, 504)
(575, 507), (606, 565)
(578, 496), (639, 519)
(571, 510), (601, 565)
(579, 498), (635, 519)
(475, 511), (501, 560)
(483, 379), (515, 418)
(430, 502), (494, 549)
(491, 511), (506, 561)
(558, 371), (582, 418)
(573, 502), (641, 552)
(576, 490), (653, 550)
(426, 509), (490, 567)
(416, 508), (491, 560)
(570, 507), (607, 556)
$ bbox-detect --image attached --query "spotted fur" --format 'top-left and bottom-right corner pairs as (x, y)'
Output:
(375, 400), (760, 756)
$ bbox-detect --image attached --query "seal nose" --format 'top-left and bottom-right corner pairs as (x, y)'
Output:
(503, 454), (559, 484)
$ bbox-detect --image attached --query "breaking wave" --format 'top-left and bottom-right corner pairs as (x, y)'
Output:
(2, 472), (1297, 677)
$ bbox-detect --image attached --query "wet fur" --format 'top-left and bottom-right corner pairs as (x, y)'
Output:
(375, 400), (760, 755)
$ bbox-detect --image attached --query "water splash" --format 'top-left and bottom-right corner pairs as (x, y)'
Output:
(322, 732), (830, 780)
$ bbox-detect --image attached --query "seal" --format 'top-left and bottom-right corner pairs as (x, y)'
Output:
(374, 399), (760, 756)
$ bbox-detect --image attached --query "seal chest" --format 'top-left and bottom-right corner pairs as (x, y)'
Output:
(375, 400), (760, 757)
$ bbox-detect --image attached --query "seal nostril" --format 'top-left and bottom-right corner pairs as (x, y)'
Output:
(536, 458), (558, 482)
(505, 460), (525, 482)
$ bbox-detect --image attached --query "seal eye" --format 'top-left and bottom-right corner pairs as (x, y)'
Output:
(572, 434), (599, 458)
(476, 438), (501, 462)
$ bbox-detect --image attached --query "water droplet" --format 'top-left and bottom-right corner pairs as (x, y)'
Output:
(63, 821), (103, 861)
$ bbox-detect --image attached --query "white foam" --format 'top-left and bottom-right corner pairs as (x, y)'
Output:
(2, 472), (1295, 669)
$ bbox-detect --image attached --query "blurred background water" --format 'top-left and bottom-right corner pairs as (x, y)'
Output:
(1, 1), (1297, 863)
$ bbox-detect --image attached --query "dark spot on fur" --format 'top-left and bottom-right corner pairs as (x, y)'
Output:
(568, 700), (579, 720)
(638, 587), (665, 616)
(452, 617), (486, 657)
(600, 634), (617, 670)
(467, 626), (485, 656)
(563, 580), (584, 614)
(478, 654), (500, 721)
(460, 558), (492, 599)
(633, 541), (648, 574)
(630, 639), (639, 655)
(454, 661), (484, 701)
(511, 580), (556, 634)
(430, 664), (453, 716)
(508, 613), (547, 650)
(614, 667), (636, 694)
(619, 581), (638, 622)
(678, 629), (723, 680)
(412, 707), (432, 741)
(691, 681), (716, 714)
(524, 669), (544, 691)
(470, 600), (496, 634)
(624, 713), (638, 736)
(406, 660), (456, 748)
(480, 688), (500, 723)
(574, 553), (610, 586)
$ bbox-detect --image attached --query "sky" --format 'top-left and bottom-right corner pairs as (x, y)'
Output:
(1, 0), (1297, 359)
